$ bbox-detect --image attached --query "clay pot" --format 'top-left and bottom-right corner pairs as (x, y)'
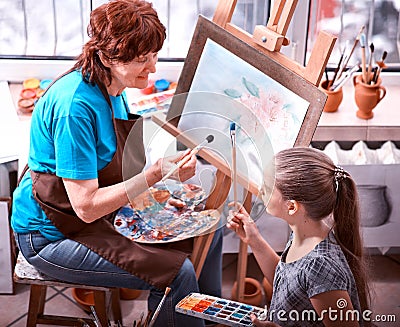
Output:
(357, 185), (389, 227)
(320, 80), (343, 113)
(119, 288), (142, 300)
(262, 277), (273, 304)
(71, 287), (142, 311)
(231, 277), (263, 307)
(353, 74), (386, 119)
(71, 288), (94, 312)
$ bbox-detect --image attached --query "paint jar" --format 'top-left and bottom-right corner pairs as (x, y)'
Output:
(39, 79), (53, 90)
(320, 79), (343, 113)
(154, 79), (170, 92)
(231, 277), (263, 307)
(353, 74), (386, 119)
(141, 80), (154, 95)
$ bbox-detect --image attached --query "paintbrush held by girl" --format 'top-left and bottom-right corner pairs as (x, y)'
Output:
(228, 147), (370, 327)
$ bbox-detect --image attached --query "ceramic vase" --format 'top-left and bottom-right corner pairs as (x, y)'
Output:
(320, 80), (343, 113)
(262, 277), (273, 304)
(353, 74), (386, 119)
(231, 277), (263, 307)
(358, 185), (390, 227)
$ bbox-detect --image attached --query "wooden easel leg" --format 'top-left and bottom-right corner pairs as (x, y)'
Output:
(27, 284), (47, 327)
(193, 231), (216, 279)
(191, 169), (231, 279)
(205, 169), (232, 211)
(110, 288), (122, 323)
(93, 290), (108, 327)
(213, 0), (237, 27)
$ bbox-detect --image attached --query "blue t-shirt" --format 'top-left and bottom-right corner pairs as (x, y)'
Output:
(11, 70), (129, 241)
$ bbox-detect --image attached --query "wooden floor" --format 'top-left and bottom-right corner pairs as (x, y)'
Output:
(1, 253), (399, 327)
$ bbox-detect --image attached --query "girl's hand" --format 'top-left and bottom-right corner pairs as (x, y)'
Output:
(226, 202), (260, 244)
(250, 314), (281, 327)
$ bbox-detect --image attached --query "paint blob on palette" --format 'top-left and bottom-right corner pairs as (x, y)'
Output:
(175, 293), (266, 326)
(114, 184), (220, 243)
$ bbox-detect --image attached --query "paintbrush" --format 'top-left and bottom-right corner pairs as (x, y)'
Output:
(329, 48), (345, 88)
(374, 50), (388, 84)
(360, 33), (368, 83)
(371, 66), (378, 85)
(324, 67), (329, 85)
(336, 25), (365, 80)
(230, 122), (238, 211)
(143, 310), (152, 327)
(161, 135), (214, 181)
(148, 287), (171, 327)
(367, 43), (374, 84)
(330, 62), (360, 91)
(90, 306), (101, 327)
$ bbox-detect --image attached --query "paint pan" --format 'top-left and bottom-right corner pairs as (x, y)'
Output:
(175, 292), (266, 326)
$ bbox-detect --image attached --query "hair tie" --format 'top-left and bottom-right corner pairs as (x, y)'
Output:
(334, 166), (348, 191)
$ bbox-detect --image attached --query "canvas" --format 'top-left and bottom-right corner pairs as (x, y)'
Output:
(166, 15), (326, 191)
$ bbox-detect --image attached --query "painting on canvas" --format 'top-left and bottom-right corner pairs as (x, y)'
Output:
(166, 15), (326, 190)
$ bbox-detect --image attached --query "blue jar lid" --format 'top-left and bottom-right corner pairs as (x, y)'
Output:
(40, 79), (53, 90)
(154, 79), (170, 92)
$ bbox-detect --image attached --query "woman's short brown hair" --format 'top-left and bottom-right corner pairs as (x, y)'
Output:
(74, 0), (166, 86)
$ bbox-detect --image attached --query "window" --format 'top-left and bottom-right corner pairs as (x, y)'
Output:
(1, 0), (398, 77)
(304, 0), (400, 69)
(0, 0), (269, 59)
(0, 0), (91, 58)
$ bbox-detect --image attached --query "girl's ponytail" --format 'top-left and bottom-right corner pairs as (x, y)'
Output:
(333, 171), (370, 314)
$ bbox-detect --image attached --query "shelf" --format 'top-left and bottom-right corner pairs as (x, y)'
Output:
(313, 80), (400, 141)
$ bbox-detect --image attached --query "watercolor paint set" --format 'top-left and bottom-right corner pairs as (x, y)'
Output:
(175, 292), (266, 326)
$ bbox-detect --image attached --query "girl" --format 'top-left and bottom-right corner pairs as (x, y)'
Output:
(228, 147), (370, 327)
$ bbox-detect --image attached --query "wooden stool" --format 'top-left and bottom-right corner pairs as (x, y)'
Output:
(13, 252), (122, 327)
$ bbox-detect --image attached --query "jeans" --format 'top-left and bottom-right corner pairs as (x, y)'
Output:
(15, 228), (222, 327)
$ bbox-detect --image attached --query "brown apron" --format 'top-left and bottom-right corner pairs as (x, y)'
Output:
(26, 73), (192, 289)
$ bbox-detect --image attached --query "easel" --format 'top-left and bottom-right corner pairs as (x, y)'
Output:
(153, 0), (336, 301)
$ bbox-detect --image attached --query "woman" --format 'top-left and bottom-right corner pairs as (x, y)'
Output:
(11, 1), (222, 326)
(228, 147), (370, 327)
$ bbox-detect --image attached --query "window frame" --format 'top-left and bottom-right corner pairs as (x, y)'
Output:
(1, 0), (399, 82)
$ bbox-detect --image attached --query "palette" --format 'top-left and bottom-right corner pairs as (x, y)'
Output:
(114, 184), (220, 243)
(175, 293), (266, 326)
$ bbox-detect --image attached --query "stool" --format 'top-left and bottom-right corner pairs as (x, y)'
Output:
(13, 252), (122, 327)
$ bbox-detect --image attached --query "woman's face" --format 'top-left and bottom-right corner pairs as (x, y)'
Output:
(108, 52), (158, 94)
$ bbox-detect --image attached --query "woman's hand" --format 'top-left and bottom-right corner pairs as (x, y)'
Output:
(160, 150), (197, 182)
(226, 202), (260, 245)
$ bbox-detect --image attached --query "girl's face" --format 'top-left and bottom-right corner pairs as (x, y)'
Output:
(108, 52), (158, 94)
(265, 187), (288, 219)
